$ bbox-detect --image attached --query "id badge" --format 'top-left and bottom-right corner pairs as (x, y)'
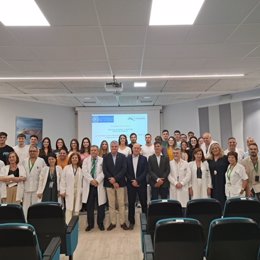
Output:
(49, 182), (54, 189)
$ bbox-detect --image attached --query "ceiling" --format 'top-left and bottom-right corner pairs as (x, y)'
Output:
(1, 0), (260, 107)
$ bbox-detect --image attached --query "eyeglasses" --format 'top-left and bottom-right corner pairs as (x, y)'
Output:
(29, 150), (37, 152)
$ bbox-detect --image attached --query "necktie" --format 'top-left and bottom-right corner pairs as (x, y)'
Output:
(91, 158), (96, 178)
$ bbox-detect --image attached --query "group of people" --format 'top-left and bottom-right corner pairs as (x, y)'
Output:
(0, 130), (259, 232)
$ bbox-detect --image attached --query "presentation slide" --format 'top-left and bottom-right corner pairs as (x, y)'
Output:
(92, 114), (148, 145)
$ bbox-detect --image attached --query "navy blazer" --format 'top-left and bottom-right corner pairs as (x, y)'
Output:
(126, 154), (148, 189)
(103, 152), (127, 188)
(148, 154), (170, 188)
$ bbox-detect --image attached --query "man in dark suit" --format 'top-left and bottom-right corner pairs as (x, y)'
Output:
(103, 140), (128, 231)
(126, 143), (148, 230)
(148, 141), (170, 200)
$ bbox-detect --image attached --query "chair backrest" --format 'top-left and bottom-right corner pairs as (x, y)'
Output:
(154, 218), (205, 260)
(186, 198), (222, 238)
(0, 223), (42, 260)
(206, 217), (260, 260)
(223, 197), (260, 225)
(27, 202), (67, 253)
(0, 204), (26, 224)
(147, 199), (183, 239)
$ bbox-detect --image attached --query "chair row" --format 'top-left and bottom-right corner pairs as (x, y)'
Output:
(143, 217), (260, 260)
(0, 202), (79, 260)
(141, 197), (260, 246)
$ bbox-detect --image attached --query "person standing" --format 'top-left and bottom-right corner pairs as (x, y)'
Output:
(241, 143), (260, 200)
(148, 142), (170, 200)
(207, 143), (229, 208)
(168, 148), (191, 208)
(82, 145), (106, 231)
(189, 148), (211, 199)
(13, 133), (29, 165)
(126, 143), (148, 230)
(224, 137), (244, 162)
(0, 152), (26, 204)
(39, 137), (53, 165)
(0, 132), (14, 165)
(201, 132), (217, 159)
(37, 153), (62, 203)
(141, 133), (155, 159)
(22, 145), (46, 218)
(60, 152), (82, 224)
(225, 151), (248, 199)
(103, 141), (128, 231)
(128, 133), (137, 152)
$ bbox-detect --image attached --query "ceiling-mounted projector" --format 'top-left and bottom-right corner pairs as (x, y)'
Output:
(105, 75), (123, 92)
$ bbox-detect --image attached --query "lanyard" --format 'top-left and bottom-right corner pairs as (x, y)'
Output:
(227, 165), (234, 181)
(253, 162), (259, 173)
(28, 159), (35, 173)
(73, 166), (77, 176)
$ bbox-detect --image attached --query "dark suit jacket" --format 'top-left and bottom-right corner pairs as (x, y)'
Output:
(103, 152), (127, 188)
(126, 154), (148, 189)
(148, 154), (170, 188)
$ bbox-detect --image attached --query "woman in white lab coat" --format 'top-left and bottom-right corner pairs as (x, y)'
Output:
(189, 148), (212, 199)
(225, 151), (248, 199)
(168, 148), (191, 207)
(60, 152), (82, 224)
(37, 153), (62, 203)
(0, 152), (26, 203)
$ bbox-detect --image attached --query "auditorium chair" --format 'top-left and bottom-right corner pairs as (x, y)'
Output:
(140, 199), (183, 251)
(143, 218), (205, 260)
(223, 197), (260, 226)
(27, 202), (79, 260)
(185, 198), (222, 239)
(0, 203), (26, 224)
(0, 223), (61, 260)
(205, 217), (260, 260)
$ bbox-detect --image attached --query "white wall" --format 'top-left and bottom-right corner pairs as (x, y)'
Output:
(162, 101), (200, 136)
(0, 98), (76, 146)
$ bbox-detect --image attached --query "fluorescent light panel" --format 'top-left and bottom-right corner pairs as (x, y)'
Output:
(0, 74), (244, 81)
(0, 0), (50, 26)
(134, 82), (147, 87)
(149, 0), (205, 26)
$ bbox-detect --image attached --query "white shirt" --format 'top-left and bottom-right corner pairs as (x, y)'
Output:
(141, 144), (155, 159)
(224, 147), (244, 162)
(156, 155), (161, 167)
(118, 146), (132, 157)
(13, 145), (30, 165)
(132, 155), (139, 177)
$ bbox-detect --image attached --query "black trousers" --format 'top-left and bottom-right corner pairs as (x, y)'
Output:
(151, 186), (169, 200)
(86, 185), (105, 227)
(127, 185), (147, 225)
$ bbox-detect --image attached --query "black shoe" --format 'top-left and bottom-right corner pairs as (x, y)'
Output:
(128, 223), (134, 230)
(98, 224), (105, 231)
(85, 226), (93, 232)
(107, 224), (116, 231)
(121, 223), (129, 230)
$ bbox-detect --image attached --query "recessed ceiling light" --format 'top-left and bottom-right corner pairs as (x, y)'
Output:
(134, 82), (147, 87)
(0, 0), (50, 26)
(149, 0), (205, 26)
(143, 96), (151, 99)
(84, 97), (92, 100)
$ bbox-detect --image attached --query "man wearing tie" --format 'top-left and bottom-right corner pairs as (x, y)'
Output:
(103, 140), (128, 231)
(148, 141), (170, 200)
(82, 145), (106, 231)
(126, 143), (148, 230)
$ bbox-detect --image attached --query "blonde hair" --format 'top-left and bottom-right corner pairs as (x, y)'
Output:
(208, 143), (224, 160)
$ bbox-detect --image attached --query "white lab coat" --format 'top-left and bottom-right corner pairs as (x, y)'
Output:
(168, 159), (191, 207)
(82, 156), (106, 206)
(0, 165), (26, 201)
(22, 157), (46, 193)
(37, 165), (62, 202)
(60, 165), (82, 212)
(225, 163), (248, 198)
(189, 161), (212, 199)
